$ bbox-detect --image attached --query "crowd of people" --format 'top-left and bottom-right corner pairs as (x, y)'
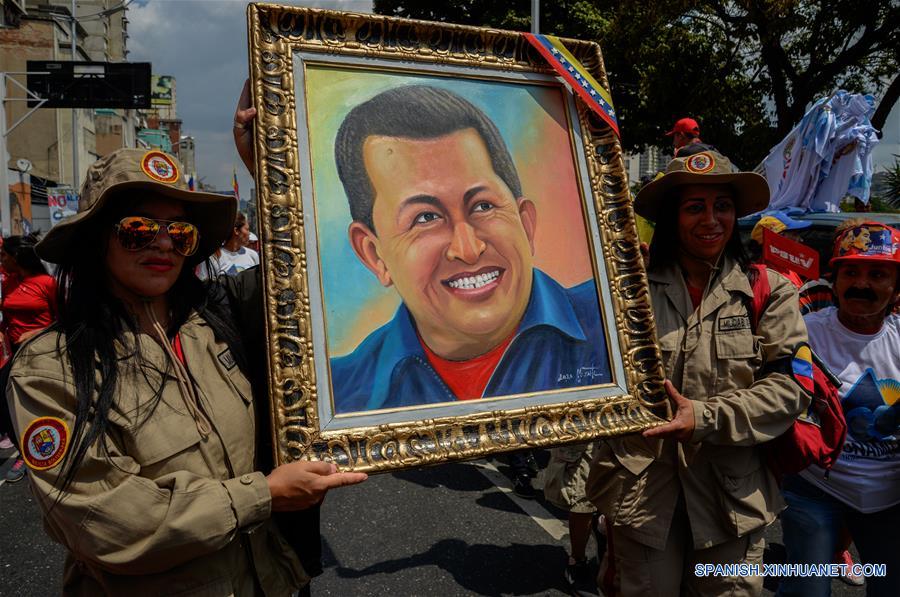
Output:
(0, 88), (897, 597)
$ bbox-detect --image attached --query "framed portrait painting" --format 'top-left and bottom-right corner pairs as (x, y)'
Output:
(247, 3), (667, 472)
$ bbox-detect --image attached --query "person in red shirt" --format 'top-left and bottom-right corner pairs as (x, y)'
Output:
(0, 233), (57, 482)
(1, 235), (57, 346)
(666, 117), (718, 158)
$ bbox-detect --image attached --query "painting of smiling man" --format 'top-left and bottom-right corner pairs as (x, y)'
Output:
(306, 69), (612, 414)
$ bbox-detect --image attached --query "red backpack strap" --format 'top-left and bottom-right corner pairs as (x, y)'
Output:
(748, 264), (771, 331)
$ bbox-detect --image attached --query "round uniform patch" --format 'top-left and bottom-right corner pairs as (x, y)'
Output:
(685, 152), (715, 173)
(21, 417), (69, 471)
(140, 151), (180, 184)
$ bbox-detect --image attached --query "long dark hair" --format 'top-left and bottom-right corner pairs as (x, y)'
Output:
(647, 188), (753, 281)
(50, 199), (249, 495)
(3, 233), (48, 276)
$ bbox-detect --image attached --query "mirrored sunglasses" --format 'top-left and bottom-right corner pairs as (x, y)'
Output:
(114, 216), (200, 257)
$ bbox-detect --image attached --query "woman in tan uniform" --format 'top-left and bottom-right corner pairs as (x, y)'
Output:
(5, 148), (366, 595)
(587, 151), (811, 596)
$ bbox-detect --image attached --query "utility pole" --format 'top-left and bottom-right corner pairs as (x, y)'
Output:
(1, 73), (9, 237)
(531, 0), (540, 34)
(0, 72), (49, 236)
(71, 0), (79, 190)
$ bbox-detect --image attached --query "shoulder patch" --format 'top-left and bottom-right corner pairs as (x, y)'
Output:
(791, 344), (815, 394)
(20, 417), (69, 471)
(218, 348), (236, 371)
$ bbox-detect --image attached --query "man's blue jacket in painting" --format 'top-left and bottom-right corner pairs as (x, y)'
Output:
(330, 269), (611, 413)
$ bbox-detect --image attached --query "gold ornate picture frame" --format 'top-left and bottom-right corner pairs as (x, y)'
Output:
(247, 3), (667, 473)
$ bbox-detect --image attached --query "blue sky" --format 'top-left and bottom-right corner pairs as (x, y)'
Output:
(128, 0), (899, 197)
(129, 0), (374, 196)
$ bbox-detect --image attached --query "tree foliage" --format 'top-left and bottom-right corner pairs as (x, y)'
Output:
(372, 0), (900, 169)
(883, 156), (900, 208)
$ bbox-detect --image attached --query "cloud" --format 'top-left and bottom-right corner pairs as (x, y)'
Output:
(129, 0), (373, 195)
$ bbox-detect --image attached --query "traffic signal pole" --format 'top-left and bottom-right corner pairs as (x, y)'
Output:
(0, 72), (49, 237)
(1, 73), (9, 238)
(71, 0), (79, 191)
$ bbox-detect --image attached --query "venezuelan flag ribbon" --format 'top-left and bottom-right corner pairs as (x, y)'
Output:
(791, 344), (815, 394)
(523, 33), (620, 138)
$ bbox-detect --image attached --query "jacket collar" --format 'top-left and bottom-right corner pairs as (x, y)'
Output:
(648, 255), (754, 323)
(365, 269), (588, 409)
(115, 312), (207, 376)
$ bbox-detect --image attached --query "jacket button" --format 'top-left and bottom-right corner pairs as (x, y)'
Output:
(703, 409), (713, 420)
(240, 474), (254, 485)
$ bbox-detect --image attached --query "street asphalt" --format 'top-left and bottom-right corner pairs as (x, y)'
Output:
(0, 448), (865, 596)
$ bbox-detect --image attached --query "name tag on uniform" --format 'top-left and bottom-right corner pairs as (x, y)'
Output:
(718, 315), (751, 332)
(218, 348), (237, 370)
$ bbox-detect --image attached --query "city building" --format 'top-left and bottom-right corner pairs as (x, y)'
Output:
(1, 0), (141, 232)
(0, 2), (95, 188)
(72, 0), (141, 158)
(623, 146), (671, 190)
(139, 75), (185, 164)
(178, 135), (195, 176)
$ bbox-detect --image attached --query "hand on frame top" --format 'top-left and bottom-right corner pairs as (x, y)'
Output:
(233, 79), (257, 175)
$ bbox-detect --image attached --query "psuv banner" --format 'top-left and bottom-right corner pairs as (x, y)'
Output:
(762, 228), (820, 280)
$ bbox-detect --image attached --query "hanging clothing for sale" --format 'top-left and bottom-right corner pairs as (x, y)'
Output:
(761, 91), (879, 213)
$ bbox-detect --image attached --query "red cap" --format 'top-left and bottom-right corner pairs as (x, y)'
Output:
(830, 222), (900, 267)
(666, 117), (700, 136)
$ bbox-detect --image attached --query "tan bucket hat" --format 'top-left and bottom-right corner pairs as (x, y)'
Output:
(633, 150), (769, 221)
(37, 148), (237, 264)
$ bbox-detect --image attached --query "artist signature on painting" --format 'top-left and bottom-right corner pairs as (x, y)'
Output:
(557, 366), (606, 384)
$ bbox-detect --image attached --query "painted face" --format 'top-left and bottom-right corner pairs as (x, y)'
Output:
(105, 196), (189, 301)
(841, 228), (872, 251)
(833, 261), (900, 321)
(676, 184), (736, 264)
(351, 128), (536, 359)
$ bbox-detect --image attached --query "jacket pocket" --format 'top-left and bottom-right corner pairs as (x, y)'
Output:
(714, 331), (758, 394)
(658, 330), (680, 378)
(550, 443), (589, 464)
(124, 409), (203, 467)
(585, 440), (646, 525)
(225, 366), (253, 405)
(543, 444), (592, 509)
(711, 460), (782, 536)
(714, 330), (756, 359)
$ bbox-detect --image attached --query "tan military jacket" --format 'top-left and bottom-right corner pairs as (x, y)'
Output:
(587, 257), (810, 550)
(7, 314), (308, 596)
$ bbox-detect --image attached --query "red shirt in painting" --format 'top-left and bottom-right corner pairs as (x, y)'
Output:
(421, 332), (516, 400)
(2, 273), (57, 346)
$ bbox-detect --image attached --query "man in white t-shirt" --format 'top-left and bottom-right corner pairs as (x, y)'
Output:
(197, 211), (259, 279)
(778, 221), (900, 597)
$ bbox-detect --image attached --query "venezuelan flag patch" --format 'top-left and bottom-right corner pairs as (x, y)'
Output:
(791, 344), (815, 394)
